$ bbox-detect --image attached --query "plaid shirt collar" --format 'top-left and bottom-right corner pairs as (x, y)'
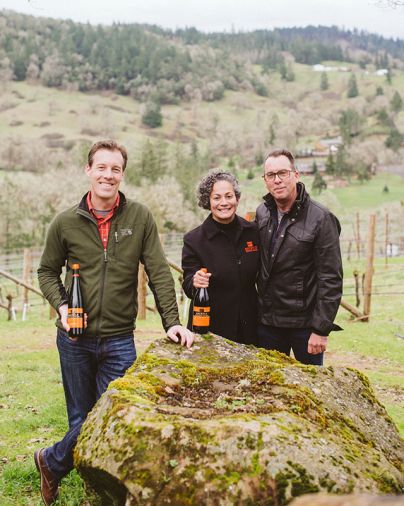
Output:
(86, 193), (120, 250)
(86, 192), (120, 221)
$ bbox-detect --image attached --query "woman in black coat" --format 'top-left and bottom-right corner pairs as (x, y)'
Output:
(182, 170), (260, 345)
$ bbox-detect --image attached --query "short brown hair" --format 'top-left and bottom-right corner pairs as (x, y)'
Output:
(264, 149), (295, 170)
(87, 140), (128, 171)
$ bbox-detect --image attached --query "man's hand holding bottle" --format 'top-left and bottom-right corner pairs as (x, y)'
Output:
(58, 303), (88, 341)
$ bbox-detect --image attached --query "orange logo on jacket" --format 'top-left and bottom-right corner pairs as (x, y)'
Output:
(245, 241), (258, 253)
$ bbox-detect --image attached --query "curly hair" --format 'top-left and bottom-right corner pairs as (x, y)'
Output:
(197, 169), (241, 210)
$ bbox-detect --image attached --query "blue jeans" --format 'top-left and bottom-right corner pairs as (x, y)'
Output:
(257, 324), (323, 366)
(43, 329), (136, 480)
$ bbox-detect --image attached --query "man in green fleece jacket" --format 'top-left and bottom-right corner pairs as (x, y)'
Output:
(34, 140), (194, 505)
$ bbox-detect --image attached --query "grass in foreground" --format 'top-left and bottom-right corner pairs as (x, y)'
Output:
(0, 295), (403, 505)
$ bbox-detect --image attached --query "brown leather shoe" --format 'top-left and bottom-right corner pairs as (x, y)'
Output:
(34, 449), (60, 506)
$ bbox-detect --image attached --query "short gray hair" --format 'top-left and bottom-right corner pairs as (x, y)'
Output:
(264, 148), (295, 170)
(197, 169), (241, 210)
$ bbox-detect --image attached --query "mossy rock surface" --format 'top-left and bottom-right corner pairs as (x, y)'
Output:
(75, 334), (404, 505)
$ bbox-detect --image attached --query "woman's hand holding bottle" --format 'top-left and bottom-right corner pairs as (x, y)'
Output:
(193, 269), (211, 288)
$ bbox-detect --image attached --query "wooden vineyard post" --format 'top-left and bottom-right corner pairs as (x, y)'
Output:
(6, 294), (16, 321)
(363, 214), (376, 322)
(356, 211), (361, 259)
(137, 262), (147, 320)
(384, 212), (389, 269)
(353, 269), (360, 308)
(22, 248), (32, 321)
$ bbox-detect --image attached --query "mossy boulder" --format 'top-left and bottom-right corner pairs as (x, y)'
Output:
(75, 334), (404, 505)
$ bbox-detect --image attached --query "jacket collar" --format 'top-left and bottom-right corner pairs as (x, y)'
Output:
(78, 191), (127, 214)
(202, 213), (252, 240)
(263, 182), (308, 220)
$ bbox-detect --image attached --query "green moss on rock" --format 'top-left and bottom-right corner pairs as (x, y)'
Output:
(75, 335), (404, 505)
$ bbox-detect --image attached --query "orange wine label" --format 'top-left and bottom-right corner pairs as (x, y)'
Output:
(68, 308), (84, 328)
(192, 307), (210, 326)
(245, 241), (258, 253)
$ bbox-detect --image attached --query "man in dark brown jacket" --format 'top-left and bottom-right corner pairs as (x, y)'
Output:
(256, 149), (343, 365)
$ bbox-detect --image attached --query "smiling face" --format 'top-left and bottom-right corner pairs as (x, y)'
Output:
(85, 149), (124, 210)
(263, 155), (299, 211)
(209, 180), (239, 224)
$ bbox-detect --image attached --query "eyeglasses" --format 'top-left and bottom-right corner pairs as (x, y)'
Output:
(262, 169), (294, 182)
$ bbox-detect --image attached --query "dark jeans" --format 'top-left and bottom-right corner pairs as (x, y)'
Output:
(257, 324), (323, 366)
(43, 329), (136, 480)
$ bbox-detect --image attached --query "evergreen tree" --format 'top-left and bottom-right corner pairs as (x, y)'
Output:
(312, 172), (327, 194)
(339, 109), (362, 145)
(268, 124), (276, 144)
(286, 64), (295, 82)
(335, 145), (352, 180)
(279, 61), (287, 80)
(380, 51), (389, 69)
(312, 161), (318, 174)
(325, 153), (335, 175)
(142, 102), (163, 128)
(385, 128), (403, 152)
(255, 151), (264, 166)
(138, 140), (158, 182)
(385, 69), (392, 85)
(253, 79), (268, 97)
(356, 163), (371, 183)
(227, 158), (236, 170)
(247, 167), (255, 179)
(320, 72), (329, 91)
(390, 91), (402, 113)
(377, 109), (392, 128)
(347, 74), (359, 98)
(375, 86), (384, 96)
(155, 140), (169, 177)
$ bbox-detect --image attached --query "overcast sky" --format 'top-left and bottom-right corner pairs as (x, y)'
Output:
(1, 0), (403, 39)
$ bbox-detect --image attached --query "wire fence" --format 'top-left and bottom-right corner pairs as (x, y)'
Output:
(1, 221), (403, 321)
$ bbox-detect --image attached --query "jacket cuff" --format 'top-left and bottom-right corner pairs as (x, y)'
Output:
(312, 323), (343, 336)
(164, 319), (181, 332)
(311, 328), (329, 337)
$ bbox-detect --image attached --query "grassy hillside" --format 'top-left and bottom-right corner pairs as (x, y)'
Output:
(0, 52), (403, 252)
(1, 63), (403, 172)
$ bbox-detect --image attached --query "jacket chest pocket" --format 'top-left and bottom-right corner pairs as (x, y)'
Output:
(111, 226), (141, 266)
(286, 227), (316, 258)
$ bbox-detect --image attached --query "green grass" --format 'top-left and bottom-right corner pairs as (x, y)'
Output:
(1, 275), (403, 505)
(0, 311), (165, 505)
(318, 174), (404, 213)
(240, 171), (404, 215)
(383, 405), (404, 435)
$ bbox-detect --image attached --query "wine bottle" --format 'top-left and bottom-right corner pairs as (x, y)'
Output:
(192, 268), (210, 334)
(67, 263), (84, 338)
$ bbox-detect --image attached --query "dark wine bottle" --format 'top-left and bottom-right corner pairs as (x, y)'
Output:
(192, 268), (210, 334)
(67, 263), (84, 338)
